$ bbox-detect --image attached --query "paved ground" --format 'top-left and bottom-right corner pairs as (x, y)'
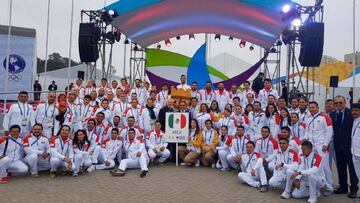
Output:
(0, 164), (355, 203)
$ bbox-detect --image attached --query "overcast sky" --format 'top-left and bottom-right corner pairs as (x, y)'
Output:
(0, 0), (359, 77)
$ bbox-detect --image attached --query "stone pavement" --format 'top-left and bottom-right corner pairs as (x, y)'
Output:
(0, 164), (354, 203)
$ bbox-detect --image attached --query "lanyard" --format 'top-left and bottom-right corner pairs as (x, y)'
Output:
(301, 110), (308, 122)
(136, 88), (142, 97)
(60, 138), (70, 155)
(81, 104), (90, 118)
(235, 136), (246, 153)
(45, 103), (55, 118)
(308, 113), (321, 129)
(161, 91), (167, 100)
(154, 132), (162, 144)
(9, 137), (23, 147)
(352, 120), (360, 137)
(253, 112), (262, 125)
(292, 123), (300, 138)
(88, 130), (94, 143)
(31, 136), (41, 147)
(281, 150), (291, 164)
(260, 137), (270, 154)
(205, 91), (212, 101)
(305, 154), (316, 169)
(126, 139), (134, 152)
(245, 153), (255, 169)
(17, 102), (30, 118)
(205, 130), (213, 143)
(268, 114), (273, 126)
(222, 117), (231, 127)
(97, 125), (103, 135)
(131, 108), (138, 119)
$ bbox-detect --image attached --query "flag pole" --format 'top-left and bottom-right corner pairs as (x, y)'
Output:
(4, 0), (13, 109)
(67, 0), (74, 90)
(44, 0), (51, 94)
(352, 0), (356, 91)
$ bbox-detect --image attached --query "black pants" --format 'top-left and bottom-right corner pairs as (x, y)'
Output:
(335, 148), (359, 192)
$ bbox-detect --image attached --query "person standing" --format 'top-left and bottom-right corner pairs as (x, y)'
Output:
(252, 72), (264, 95)
(3, 91), (34, 138)
(33, 80), (42, 101)
(281, 81), (288, 103)
(33, 92), (58, 139)
(48, 81), (58, 91)
(351, 103), (360, 199)
(330, 96), (358, 198)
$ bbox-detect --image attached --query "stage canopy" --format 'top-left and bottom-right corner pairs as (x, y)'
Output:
(105, 0), (294, 48)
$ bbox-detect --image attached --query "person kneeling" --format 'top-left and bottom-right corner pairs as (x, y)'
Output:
(179, 119), (203, 167)
(95, 128), (122, 170)
(238, 141), (268, 192)
(146, 121), (170, 165)
(289, 141), (326, 203)
(227, 125), (249, 170)
(110, 128), (149, 178)
(268, 138), (299, 198)
(23, 124), (51, 177)
(49, 125), (76, 178)
(0, 125), (28, 184)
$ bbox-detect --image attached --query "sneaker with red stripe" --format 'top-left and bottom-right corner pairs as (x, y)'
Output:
(0, 176), (9, 184)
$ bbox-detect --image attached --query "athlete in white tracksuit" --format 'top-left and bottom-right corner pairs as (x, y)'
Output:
(238, 141), (268, 192)
(33, 93), (58, 139)
(0, 125), (28, 183)
(111, 128), (149, 177)
(304, 102), (333, 193)
(3, 92), (34, 138)
(216, 126), (233, 171)
(255, 126), (279, 172)
(269, 138), (299, 192)
(95, 128), (122, 170)
(248, 102), (266, 141)
(288, 141), (326, 203)
(23, 124), (51, 175)
(49, 125), (76, 176)
(146, 122), (170, 163)
(227, 126), (250, 169)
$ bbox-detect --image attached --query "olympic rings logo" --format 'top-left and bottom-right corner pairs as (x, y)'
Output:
(8, 74), (22, 81)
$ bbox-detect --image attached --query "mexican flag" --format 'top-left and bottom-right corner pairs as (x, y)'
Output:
(168, 113), (187, 129)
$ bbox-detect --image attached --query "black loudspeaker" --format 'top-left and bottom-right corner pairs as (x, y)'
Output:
(298, 22), (324, 67)
(77, 71), (85, 80)
(78, 23), (100, 63)
(330, 76), (339, 88)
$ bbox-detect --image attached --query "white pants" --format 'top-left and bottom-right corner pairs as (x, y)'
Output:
(0, 157), (28, 178)
(292, 174), (325, 201)
(269, 169), (286, 189)
(314, 145), (333, 191)
(95, 160), (116, 170)
(118, 154), (149, 171)
(50, 157), (76, 172)
(74, 154), (92, 174)
(24, 154), (51, 174)
(352, 155), (360, 181)
(269, 169), (296, 192)
(148, 148), (171, 163)
(218, 149), (230, 169)
(238, 167), (268, 188)
(226, 154), (241, 169)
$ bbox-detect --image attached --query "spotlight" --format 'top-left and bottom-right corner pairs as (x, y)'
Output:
(124, 38), (130, 44)
(239, 40), (246, 48)
(249, 44), (254, 51)
(229, 37), (233, 40)
(157, 44), (161, 49)
(176, 36), (181, 40)
(292, 18), (302, 27)
(108, 10), (115, 16)
(215, 34), (221, 42)
(282, 4), (291, 13)
(165, 39), (172, 47)
(114, 30), (121, 42)
(189, 34), (195, 41)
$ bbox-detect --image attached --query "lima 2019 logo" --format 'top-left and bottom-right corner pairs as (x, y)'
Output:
(3, 54), (26, 74)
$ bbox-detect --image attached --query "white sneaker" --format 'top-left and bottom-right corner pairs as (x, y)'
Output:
(216, 160), (222, 169)
(87, 165), (95, 172)
(195, 160), (200, 167)
(220, 167), (230, 172)
(307, 198), (317, 203)
(211, 163), (216, 168)
(180, 162), (188, 166)
(281, 191), (291, 199)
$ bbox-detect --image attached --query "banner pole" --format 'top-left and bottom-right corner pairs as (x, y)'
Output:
(67, 0), (74, 90)
(4, 0), (13, 110)
(44, 0), (51, 93)
(176, 142), (179, 167)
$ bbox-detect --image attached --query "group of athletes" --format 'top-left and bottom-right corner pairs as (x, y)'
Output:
(1, 75), (360, 203)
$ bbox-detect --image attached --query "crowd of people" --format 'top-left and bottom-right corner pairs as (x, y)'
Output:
(1, 74), (360, 203)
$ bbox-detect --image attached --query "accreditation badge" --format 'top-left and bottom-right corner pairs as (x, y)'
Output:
(21, 118), (28, 126)
(44, 118), (54, 128)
